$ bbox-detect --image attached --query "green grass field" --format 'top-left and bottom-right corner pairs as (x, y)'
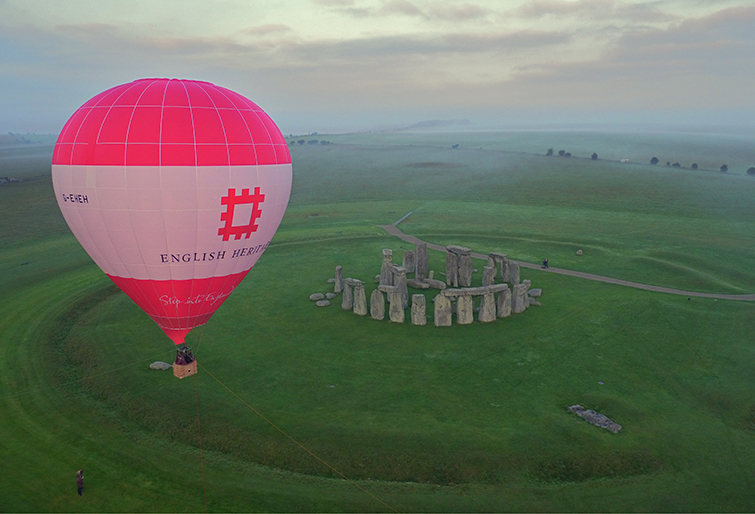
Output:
(1, 131), (755, 512)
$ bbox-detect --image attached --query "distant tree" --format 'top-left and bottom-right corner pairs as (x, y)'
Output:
(558, 150), (565, 157)
(297, 139), (305, 145)
(666, 162), (671, 166)
(720, 164), (728, 173)
(546, 148), (553, 156)
(691, 163), (698, 169)
(747, 167), (755, 176)
(307, 139), (319, 145)
(320, 140), (331, 145)
(650, 157), (659, 165)
(564, 152), (572, 157)
(591, 153), (598, 160)
(452, 144), (459, 149)
(672, 162), (681, 168)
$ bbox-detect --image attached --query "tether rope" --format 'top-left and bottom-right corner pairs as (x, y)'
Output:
(198, 363), (399, 513)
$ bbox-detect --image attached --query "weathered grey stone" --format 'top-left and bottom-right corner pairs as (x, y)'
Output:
(509, 261), (521, 285)
(316, 300), (331, 307)
(479, 292), (496, 322)
(415, 243), (429, 280)
(411, 294), (426, 325)
(511, 283), (529, 314)
(482, 266), (496, 286)
(428, 270), (434, 279)
(370, 289), (385, 320)
(528, 288), (542, 297)
(576, 249), (583, 256)
(434, 294), (452, 327)
(441, 284), (509, 297)
(456, 296), (474, 324)
(309, 293), (325, 301)
(334, 265), (343, 293)
(402, 250), (416, 274)
(394, 266), (409, 309)
(388, 289), (405, 323)
(445, 250), (458, 287)
(353, 282), (367, 316)
(497, 287), (511, 318)
(425, 278), (446, 290)
(458, 254), (473, 287)
(407, 279), (430, 289)
(487, 255), (495, 269)
(327, 278), (336, 283)
(341, 282), (353, 310)
(326, 292), (337, 299)
(447, 245), (471, 255)
(150, 361), (172, 370)
(500, 257), (510, 283)
(380, 249), (393, 285)
(344, 277), (361, 287)
(568, 404), (621, 433)
(528, 298), (541, 306)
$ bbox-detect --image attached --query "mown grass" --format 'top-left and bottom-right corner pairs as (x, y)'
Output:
(2, 131), (755, 511)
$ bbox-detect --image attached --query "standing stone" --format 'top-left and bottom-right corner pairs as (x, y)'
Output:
(482, 266), (496, 287)
(509, 261), (521, 285)
(353, 282), (367, 316)
(479, 291), (496, 322)
(341, 282), (353, 310)
(334, 265), (344, 293)
(497, 286), (511, 318)
(456, 296), (474, 324)
(512, 283), (529, 314)
(394, 266), (409, 309)
(388, 287), (404, 323)
(487, 255), (495, 269)
(411, 294), (426, 325)
(380, 249), (393, 286)
(500, 257), (510, 283)
(370, 289), (385, 320)
(446, 250), (459, 287)
(434, 294), (452, 327)
(415, 243), (429, 280)
(402, 250), (416, 274)
(458, 252), (473, 287)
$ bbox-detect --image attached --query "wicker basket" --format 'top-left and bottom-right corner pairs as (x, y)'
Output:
(173, 360), (198, 379)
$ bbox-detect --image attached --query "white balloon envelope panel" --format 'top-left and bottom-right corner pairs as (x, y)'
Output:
(52, 78), (292, 345)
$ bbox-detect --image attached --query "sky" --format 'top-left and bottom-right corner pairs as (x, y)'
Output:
(2, 0), (755, 134)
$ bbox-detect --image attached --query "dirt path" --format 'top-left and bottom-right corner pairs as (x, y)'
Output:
(378, 223), (755, 302)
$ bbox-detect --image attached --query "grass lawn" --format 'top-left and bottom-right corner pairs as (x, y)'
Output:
(1, 131), (754, 512)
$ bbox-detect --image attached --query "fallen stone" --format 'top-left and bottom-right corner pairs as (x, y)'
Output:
(316, 300), (331, 307)
(576, 249), (583, 256)
(568, 404), (621, 433)
(310, 293), (325, 301)
(327, 278), (336, 283)
(528, 288), (542, 297)
(528, 298), (541, 306)
(326, 292), (337, 299)
(150, 361), (172, 371)
(407, 279), (430, 289)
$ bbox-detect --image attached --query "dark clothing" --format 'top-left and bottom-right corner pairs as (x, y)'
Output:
(77, 472), (83, 496)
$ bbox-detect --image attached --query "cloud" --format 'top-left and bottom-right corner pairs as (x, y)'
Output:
(242, 24), (293, 37)
(378, 0), (426, 18)
(516, 0), (679, 24)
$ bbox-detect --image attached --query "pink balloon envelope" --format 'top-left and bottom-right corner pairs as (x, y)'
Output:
(52, 78), (292, 345)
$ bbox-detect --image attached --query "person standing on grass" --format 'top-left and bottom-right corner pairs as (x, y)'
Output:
(542, 258), (549, 269)
(76, 469), (83, 496)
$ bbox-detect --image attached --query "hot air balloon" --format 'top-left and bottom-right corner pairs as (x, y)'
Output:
(52, 78), (292, 377)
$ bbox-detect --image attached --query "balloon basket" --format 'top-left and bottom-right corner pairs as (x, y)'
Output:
(173, 360), (198, 379)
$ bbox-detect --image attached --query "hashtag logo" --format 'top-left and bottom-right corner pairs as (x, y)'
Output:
(218, 187), (265, 241)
